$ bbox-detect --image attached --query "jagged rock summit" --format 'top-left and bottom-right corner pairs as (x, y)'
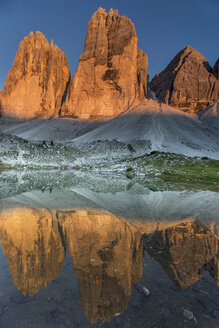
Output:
(61, 7), (148, 119)
(1, 11), (218, 121)
(0, 31), (70, 119)
(149, 46), (219, 113)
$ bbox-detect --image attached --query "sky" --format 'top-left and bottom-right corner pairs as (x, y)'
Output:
(0, 0), (218, 90)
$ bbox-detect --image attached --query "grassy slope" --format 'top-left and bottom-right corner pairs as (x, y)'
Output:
(125, 152), (219, 192)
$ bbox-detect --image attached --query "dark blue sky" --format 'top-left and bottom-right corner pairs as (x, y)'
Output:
(0, 0), (218, 90)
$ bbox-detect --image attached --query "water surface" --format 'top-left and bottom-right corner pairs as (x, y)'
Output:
(0, 187), (219, 328)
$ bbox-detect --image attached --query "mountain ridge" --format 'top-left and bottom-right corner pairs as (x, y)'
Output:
(0, 8), (218, 120)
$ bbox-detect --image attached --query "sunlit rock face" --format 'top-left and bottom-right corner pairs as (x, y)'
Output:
(60, 209), (143, 323)
(0, 31), (70, 119)
(0, 208), (65, 295)
(144, 221), (219, 288)
(149, 46), (219, 113)
(61, 8), (148, 119)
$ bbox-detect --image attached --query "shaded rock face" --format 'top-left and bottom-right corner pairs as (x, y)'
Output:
(213, 58), (219, 79)
(149, 46), (219, 113)
(1, 31), (70, 119)
(144, 221), (219, 289)
(62, 8), (148, 119)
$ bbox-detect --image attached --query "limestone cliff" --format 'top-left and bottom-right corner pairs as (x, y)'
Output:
(61, 8), (148, 119)
(1, 31), (70, 119)
(149, 46), (219, 113)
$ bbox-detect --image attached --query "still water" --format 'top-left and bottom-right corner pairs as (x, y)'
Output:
(0, 187), (219, 328)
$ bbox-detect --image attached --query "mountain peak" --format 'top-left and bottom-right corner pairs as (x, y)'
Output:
(61, 8), (147, 119)
(96, 7), (107, 14)
(0, 32), (70, 119)
(183, 45), (195, 52)
(149, 46), (218, 113)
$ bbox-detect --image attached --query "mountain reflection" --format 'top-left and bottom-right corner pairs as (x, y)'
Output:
(60, 209), (143, 323)
(0, 208), (65, 296)
(144, 221), (219, 288)
(143, 221), (219, 288)
(0, 207), (218, 323)
(0, 207), (143, 323)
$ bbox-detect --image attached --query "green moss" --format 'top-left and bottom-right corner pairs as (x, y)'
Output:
(125, 152), (219, 192)
(0, 161), (13, 171)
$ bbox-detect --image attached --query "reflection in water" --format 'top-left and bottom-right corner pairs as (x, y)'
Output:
(0, 207), (218, 323)
(0, 208), (65, 296)
(0, 208), (143, 323)
(144, 221), (219, 288)
(60, 209), (143, 323)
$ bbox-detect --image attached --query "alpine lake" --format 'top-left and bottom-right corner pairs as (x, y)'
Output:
(0, 160), (219, 328)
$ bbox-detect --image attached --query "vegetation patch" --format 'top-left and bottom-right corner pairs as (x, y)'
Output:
(125, 152), (219, 192)
(0, 161), (13, 171)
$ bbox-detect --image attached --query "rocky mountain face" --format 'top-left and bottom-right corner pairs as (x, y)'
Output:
(213, 58), (219, 79)
(0, 31), (70, 119)
(61, 8), (148, 119)
(1, 9), (218, 120)
(149, 46), (219, 113)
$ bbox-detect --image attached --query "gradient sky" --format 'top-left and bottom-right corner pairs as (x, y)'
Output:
(0, 0), (218, 90)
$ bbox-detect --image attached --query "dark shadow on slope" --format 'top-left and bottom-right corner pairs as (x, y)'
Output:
(0, 116), (107, 141)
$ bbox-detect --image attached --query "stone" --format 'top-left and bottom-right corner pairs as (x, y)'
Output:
(61, 8), (148, 119)
(0, 31), (70, 119)
(149, 46), (219, 113)
(213, 58), (219, 79)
